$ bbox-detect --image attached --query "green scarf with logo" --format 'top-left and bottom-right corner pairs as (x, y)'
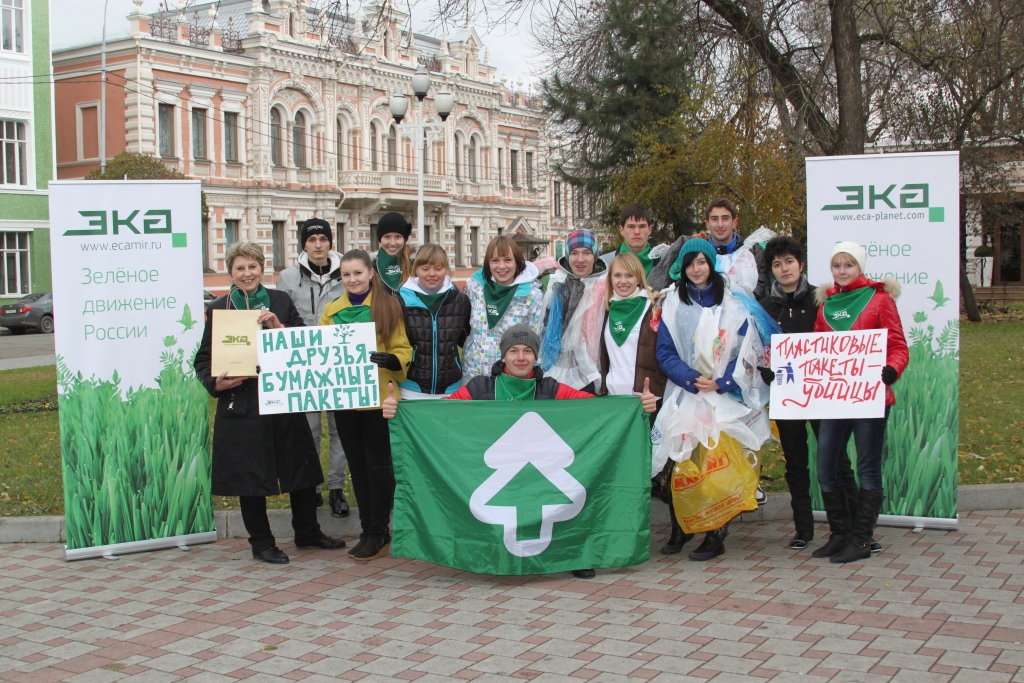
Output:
(376, 251), (404, 292)
(822, 286), (875, 331)
(608, 295), (648, 346)
(332, 296), (373, 325)
(620, 242), (653, 275)
(484, 279), (519, 329)
(229, 284), (271, 311)
(495, 372), (536, 401)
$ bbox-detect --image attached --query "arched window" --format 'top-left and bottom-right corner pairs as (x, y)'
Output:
(468, 136), (478, 183)
(454, 136), (462, 180)
(370, 122), (379, 171)
(270, 108), (282, 166)
(336, 117), (345, 171)
(387, 126), (397, 172)
(293, 112), (306, 167)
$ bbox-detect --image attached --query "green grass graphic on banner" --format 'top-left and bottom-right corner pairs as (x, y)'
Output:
(807, 318), (959, 519)
(58, 339), (213, 551)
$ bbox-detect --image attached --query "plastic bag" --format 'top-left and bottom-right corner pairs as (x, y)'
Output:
(670, 433), (759, 534)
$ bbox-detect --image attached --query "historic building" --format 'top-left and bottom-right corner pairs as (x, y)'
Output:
(52, 0), (553, 286)
(0, 0), (53, 304)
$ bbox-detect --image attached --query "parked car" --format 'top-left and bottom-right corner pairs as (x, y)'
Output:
(0, 292), (54, 335)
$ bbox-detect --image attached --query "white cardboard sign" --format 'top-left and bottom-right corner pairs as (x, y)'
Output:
(258, 323), (380, 414)
(769, 330), (888, 420)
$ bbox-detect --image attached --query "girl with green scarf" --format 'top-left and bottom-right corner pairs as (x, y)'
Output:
(811, 241), (909, 564)
(374, 211), (413, 297)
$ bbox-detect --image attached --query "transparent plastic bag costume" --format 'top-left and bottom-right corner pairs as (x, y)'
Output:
(541, 268), (607, 391)
(650, 290), (772, 477)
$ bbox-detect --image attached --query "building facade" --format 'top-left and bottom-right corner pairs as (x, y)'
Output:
(0, 0), (53, 304)
(52, 0), (554, 288)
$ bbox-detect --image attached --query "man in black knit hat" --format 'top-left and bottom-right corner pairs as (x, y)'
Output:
(277, 217), (350, 518)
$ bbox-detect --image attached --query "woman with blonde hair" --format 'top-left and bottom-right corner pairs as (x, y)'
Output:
(462, 235), (545, 382)
(397, 243), (472, 398)
(321, 249), (413, 561)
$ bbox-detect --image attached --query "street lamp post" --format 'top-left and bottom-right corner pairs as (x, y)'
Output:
(390, 66), (454, 244)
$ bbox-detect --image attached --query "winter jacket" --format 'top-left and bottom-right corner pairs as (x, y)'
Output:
(599, 302), (667, 397)
(758, 275), (818, 334)
(193, 289), (324, 497)
(813, 275), (910, 406)
(462, 261), (546, 383)
(447, 361), (595, 400)
(398, 277), (472, 395)
(319, 291), (414, 403)
(275, 251), (346, 326)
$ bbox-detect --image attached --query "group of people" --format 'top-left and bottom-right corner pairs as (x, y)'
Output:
(193, 199), (909, 575)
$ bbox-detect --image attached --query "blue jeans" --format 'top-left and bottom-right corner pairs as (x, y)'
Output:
(816, 406), (891, 493)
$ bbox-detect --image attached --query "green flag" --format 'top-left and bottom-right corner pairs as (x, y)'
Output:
(390, 397), (652, 575)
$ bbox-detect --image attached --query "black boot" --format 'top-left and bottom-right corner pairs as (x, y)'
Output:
(688, 526), (727, 561)
(662, 501), (694, 554)
(812, 491), (852, 558)
(329, 489), (350, 518)
(832, 490), (884, 564)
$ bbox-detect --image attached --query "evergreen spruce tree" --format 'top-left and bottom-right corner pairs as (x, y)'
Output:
(541, 0), (694, 192)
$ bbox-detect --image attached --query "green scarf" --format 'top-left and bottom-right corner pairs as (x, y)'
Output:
(822, 286), (875, 331)
(416, 291), (446, 313)
(229, 284), (271, 311)
(608, 295), (648, 346)
(332, 305), (372, 325)
(495, 372), (536, 401)
(376, 251), (404, 292)
(620, 242), (654, 275)
(484, 279), (519, 329)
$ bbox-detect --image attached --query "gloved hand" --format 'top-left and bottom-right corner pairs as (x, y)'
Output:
(370, 352), (403, 371)
(881, 365), (898, 385)
(758, 366), (776, 385)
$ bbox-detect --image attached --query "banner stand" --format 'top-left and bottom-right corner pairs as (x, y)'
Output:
(64, 531), (219, 562)
(812, 512), (959, 532)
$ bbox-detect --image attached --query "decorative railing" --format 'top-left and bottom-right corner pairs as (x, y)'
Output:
(187, 11), (211, 47)
(222, 16), (245, 54)
(418, 54), (441, 73)
(149, 2), (176, 40)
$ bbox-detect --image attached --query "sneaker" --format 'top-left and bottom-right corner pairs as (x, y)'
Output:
(755, 486), (767, 507)
(329, 489), (350, 518)
(789, 531), (814, 550)
(571, 569), (596, 579)
(295, 535), (346, 550)
(870, 538), (882, 554)
(347, 536), (368, 556)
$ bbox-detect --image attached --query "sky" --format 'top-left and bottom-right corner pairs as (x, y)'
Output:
(50, 0), (542, 86)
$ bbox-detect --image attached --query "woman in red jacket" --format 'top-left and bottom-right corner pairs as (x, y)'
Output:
(812, 241), (909, 564)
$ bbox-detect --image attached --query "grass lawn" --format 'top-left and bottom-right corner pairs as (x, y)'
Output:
(1, 321), (1021, 516)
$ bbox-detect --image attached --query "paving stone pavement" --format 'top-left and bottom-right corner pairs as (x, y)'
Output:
(2, 511), (1024, 682)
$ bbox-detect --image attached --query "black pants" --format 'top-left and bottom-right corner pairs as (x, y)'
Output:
(334, 409), (394, 543)
(776, 419), (857, 535)
(239, 487), (322, 552)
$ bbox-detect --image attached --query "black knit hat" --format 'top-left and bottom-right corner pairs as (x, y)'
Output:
(377, 212), (412, 241)
(300, 218), (332, 248)
(500, 324), (541, 358)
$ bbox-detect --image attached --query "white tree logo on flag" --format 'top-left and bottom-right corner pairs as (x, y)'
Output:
(469, 412), (586, 557)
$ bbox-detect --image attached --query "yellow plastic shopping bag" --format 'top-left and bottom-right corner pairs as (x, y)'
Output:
(670, 433), (759, 534)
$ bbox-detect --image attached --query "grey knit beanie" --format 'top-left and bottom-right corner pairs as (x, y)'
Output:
(499, 324), (541, 358)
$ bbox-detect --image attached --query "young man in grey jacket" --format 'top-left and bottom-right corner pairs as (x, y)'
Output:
(276, 218), (350, 517)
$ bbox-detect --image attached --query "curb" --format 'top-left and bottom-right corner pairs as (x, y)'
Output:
(3, 483), (1022, 545)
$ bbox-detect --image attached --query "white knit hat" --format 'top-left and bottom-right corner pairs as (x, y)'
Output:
(831, 241), (867, 272)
